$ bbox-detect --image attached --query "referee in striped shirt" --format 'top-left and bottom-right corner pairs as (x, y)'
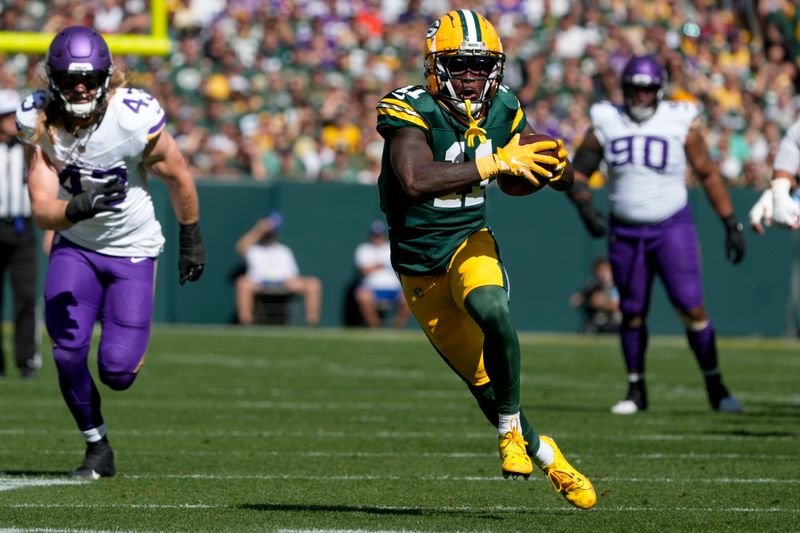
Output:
(0, 89), (39, 378)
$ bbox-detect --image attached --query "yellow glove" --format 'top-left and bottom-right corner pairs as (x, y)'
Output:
(475, 134), (559, 186)
(546, 139), (569, 185)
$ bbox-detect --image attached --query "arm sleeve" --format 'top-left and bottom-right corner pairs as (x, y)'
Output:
(773, 121), (800, 176)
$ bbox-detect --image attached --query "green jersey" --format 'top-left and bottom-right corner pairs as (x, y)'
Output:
(376, 85), (526, 275)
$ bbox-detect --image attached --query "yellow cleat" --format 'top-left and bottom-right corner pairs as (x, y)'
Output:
(540, 436), (597, 509)
(498, 428), (533, 479)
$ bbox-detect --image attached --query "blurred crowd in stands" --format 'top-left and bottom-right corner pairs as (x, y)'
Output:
(0, 0), (798, 189)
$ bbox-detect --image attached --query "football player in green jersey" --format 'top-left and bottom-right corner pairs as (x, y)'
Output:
(375, 9), (596, 510)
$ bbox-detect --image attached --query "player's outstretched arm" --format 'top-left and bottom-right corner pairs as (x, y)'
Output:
(685, 127), (745, 264)
(748, 188), (773, 235)
(144, 131), (200, 225)
(566, 129), (606, 238)
(144, 131), (206, 283)
(770, 171), (800, 229)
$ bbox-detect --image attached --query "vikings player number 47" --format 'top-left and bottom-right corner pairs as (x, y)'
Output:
(121, 89), (155, 114)
(59, 164), (129, 195)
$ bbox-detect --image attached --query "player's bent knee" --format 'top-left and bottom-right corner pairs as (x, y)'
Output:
(675, 307), (708, 330)
(622, 314), (644, 328)
(100, 370), (138, 391)
(465, 286), (510, 327)
(681, 316), (709, 331)
(52, 344), (92, 373)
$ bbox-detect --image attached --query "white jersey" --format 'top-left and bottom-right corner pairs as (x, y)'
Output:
(773, 119), (800, 176)
(17, 88), (167, 257)
(245, 242), (299, 284)
(355, 240), (400, 291)
(590, 100), (698, 224)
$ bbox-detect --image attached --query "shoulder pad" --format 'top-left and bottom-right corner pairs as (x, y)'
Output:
(110, 88), (166, 137)
(378, 86), (435, 112)
(15, 90), (49, 142)
(659, 100), (699, 124)
(588, 101), (620, 124)
(493, 85), (521, 112)
(377, 85), (432, 132)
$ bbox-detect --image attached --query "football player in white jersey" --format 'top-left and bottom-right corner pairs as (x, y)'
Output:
(748, 118), (800, 233)
(18, 26), (206, 479)
(567, 54), (745, 415)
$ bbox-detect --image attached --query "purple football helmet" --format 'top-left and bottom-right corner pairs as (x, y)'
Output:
(45, 26), (113, 118)
(621, 55), (665, 122)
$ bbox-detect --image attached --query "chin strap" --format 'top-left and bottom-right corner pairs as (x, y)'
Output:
(463, 99), (487, 148)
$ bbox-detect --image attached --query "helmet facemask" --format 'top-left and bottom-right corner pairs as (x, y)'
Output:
(623, 82), (663, 122)
(45, 26), (114, 119)
(621, 55), (665, 122)
(47, 65), (113, 118)
(424, 10), (505, 122)
(428, 51), (505, 119)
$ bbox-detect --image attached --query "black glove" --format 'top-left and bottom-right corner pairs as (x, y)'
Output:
(178, 222), (206, 284)
(723, 215), (745, 264)
(65, 177), (127, 223)
(576, 200), (607, 238)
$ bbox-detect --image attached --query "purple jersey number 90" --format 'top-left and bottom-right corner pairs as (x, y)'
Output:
(608, 135), (669, 172)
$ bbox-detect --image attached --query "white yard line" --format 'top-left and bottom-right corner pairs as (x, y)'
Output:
(0, 478), (83, 492)
(2, 472), (797, 484)
(0, 449), (796, 461)
(1, 428), (798, 442)
(1, 502), (798, 514)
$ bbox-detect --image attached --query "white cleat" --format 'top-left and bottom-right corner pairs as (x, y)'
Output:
(610, 399), (641, 415)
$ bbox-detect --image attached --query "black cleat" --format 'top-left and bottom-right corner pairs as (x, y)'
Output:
(71, 436), (116, 479)
(706, 377), (742, 413)
(611, 380), (648, 415)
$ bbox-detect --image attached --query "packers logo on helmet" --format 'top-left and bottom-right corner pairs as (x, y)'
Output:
(424, 10), (505, 120)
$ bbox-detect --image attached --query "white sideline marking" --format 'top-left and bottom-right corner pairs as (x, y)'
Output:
(278, 531), (426, 533)
(4, 473), (795, 485)
(2, 503), (798, 514)
(117, 473), (799, 484)
(0, 449), (795, 462)
(0, 478), (83, 492)
(1, 428), (798, 443)
(278, 530), (424, 533)
(0, 529), (141, 533)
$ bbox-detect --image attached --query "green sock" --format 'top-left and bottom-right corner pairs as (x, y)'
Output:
(464, 285), (521, 416)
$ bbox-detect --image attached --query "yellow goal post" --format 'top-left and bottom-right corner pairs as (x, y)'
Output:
(0, 0), (170, 56)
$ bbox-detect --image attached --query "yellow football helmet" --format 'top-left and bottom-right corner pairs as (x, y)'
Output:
(424, 10), (505, 120)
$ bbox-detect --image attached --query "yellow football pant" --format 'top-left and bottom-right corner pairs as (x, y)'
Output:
(399, 229), (506, 387)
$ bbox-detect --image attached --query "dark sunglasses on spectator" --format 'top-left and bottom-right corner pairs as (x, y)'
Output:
(443, 56), (496, 76)
(52, 71), (105, 91)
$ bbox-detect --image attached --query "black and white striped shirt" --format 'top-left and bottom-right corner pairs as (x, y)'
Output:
(0, 138), (30, 219)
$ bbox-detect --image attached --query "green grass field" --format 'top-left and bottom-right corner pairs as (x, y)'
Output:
(1, 326), (798, 532)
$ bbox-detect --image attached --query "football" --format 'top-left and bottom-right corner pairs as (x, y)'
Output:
(496, 132), (559, 196)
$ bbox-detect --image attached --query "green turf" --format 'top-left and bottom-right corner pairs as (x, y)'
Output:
(1, 326), (798, 532)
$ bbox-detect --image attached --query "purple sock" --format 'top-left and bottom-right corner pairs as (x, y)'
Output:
(620, 324), (648, 374)
(53, 345), (104, 431)
(687, 322), (719, 373)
